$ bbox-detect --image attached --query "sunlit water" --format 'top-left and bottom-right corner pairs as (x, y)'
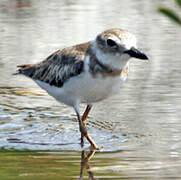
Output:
(0, 0), (181, 179)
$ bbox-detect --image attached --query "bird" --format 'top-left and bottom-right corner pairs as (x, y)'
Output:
(15, 28), (148, 150)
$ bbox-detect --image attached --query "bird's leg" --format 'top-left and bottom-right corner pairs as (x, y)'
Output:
(81, 105), (92, 145)
(75, 105), (100, 150)
(76, 111), (86, 148)
(82, 105), (92, 124)
(81, 105), (100, 149)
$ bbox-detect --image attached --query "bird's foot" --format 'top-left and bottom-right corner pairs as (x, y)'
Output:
(90, 145), (103, 151)
(79, 122), (103, 150)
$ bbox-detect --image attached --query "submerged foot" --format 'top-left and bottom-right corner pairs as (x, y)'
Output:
(90, 145), (103, 151)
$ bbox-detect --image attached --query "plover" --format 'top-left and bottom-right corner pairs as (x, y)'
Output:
(15, 28), (148, 150)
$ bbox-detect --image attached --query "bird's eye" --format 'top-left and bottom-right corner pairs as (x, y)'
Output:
(106, 39), (117, 48)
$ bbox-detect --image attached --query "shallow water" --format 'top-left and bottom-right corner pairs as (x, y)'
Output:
(1, 150), (181, 180)
(0, 0), (181, 179)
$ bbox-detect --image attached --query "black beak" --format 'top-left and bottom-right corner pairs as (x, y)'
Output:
(124, 47), (148, 60)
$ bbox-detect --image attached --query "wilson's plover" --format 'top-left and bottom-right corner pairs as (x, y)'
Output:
(15, 28), (148, 150)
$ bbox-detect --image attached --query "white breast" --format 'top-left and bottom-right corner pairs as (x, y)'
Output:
(77, 72), (127, 103)
(35, 71), (127, 107)
(57, 71), (127, 105)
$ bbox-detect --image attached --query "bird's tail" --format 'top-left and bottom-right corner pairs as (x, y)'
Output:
(13, 64), (33, 75)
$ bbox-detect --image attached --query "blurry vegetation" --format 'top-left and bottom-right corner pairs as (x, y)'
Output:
(158, 0), (181, 25)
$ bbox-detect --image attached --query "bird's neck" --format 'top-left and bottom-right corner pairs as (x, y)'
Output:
(85, 42), (129, 78)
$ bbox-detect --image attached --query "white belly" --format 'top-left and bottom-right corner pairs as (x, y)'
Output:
(35, 72), (127, 107)
(72, 73), (126, 103)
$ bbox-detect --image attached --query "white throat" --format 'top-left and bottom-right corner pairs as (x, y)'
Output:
(92, 40), (130, 70)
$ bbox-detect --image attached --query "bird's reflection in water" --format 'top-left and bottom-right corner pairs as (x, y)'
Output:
(78, 150), (97, 180)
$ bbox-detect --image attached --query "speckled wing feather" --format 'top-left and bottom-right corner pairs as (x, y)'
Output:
(17, 42), (91, 87)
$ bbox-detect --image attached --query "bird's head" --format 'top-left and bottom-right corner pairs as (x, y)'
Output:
(93, 28), (148, 69)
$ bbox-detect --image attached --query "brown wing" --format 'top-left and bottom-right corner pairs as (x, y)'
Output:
(16, 42), (91, 87)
